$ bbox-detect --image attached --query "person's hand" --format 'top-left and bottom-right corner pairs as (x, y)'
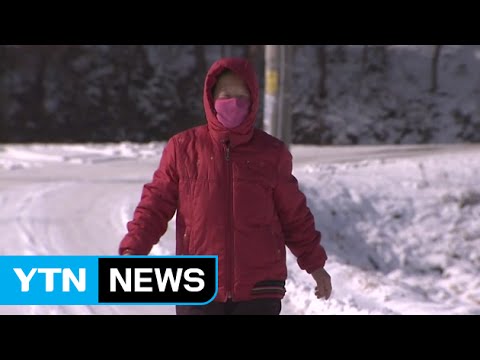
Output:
(311, 267), (332, 300)
(122, 249), (135, 255)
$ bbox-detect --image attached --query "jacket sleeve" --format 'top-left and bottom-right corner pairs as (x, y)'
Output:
(118, 138), (179, 255)
(273, 144), (327, 273)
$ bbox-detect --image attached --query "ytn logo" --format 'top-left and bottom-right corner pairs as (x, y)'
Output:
(13, 268), (86, 292)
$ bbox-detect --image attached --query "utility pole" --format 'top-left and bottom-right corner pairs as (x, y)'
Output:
(263, 45), (293, 147)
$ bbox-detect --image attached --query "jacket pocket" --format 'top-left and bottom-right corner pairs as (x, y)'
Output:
(273, 233), (285, 260)
(242, 160), (275, 188)
(272, 222), (286, 260)
(233, 160), (275, 226)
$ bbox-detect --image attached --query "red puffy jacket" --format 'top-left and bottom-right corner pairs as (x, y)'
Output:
(119, 57), (328, 302)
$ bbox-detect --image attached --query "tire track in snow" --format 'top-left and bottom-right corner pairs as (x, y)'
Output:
(0, 175), (175, 314)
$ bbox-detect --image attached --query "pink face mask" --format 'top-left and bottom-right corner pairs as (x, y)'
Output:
(214, 97), (251, 129)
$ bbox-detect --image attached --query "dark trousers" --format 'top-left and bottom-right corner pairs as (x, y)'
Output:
(176, 298), (282, 315)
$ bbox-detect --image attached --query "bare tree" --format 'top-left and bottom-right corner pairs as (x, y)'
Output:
(246, 45), (263, 64)
(430, 45), (443, 93)
(245, 45), (265, 128)
(221, 45), (232, 58)
(318, 45), (327, 98)
(362, 45), (369, 72)
(362, 45), (388, 72)
(378, 45), (388, 69)
(27, 46), (49, 138)
(194, 45), (207, 76)
(0, 46), (8, 140)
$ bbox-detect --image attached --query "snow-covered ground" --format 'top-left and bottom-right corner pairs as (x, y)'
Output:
(0, 142), (479, 315)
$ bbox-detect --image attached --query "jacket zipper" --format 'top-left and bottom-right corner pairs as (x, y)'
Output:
(224, 140), (234, 300)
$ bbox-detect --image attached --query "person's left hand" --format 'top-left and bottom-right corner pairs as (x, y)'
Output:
(311, 268), (332, 300)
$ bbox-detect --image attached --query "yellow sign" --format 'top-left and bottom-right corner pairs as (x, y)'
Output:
(265, 70), (279, 95)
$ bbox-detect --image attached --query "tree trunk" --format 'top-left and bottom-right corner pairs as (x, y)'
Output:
(430, 45), (443, 93)
(194, 45), (207, 76)
(318, 45), (327, 98)
(362, 45), (369, 72)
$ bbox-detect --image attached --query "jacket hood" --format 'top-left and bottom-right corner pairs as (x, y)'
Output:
(203, 57), (259, 147)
